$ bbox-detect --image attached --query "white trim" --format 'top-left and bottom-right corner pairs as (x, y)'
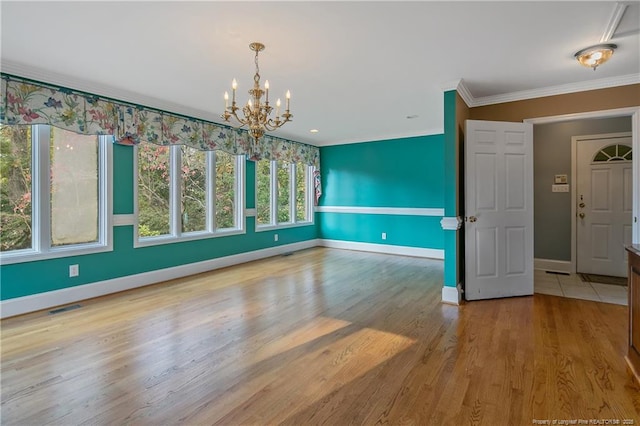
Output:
(319, 239), (444, 259)
(441, 283), (462, 305)
(470, 74), (640, 108)
(440, 216), (462, 231)
(446, 74), (640, 109)
(316, 206), (444, 216)
(525, 107), (640, 125)
(113, 214), (135, 226)
(534, 258), (572, 274)
(600, 2), (627, 43)
(0, 239), (319, 319)
(441, 79), (474, 108)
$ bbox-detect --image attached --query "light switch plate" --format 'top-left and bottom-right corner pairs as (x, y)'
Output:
(552, 184), (570, 193)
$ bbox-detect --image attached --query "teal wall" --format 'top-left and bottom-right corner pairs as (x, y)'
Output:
(317, 135), (445, 250)
(443, 90), (459, 288)
(0, 144), (317, 301)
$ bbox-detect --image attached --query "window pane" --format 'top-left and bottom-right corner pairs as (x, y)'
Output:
(0, 125), (32, 251)
(138, 143), (170, 237)
(256, 159), (271, 225)
(277, 161), (291, 224)
(215, 151), (236, 230)
(295, 164), (308, 222)
(50, 127), (98, 246)
(181, 146), (207, 233)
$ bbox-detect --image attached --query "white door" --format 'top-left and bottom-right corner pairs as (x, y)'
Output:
(465, 120), (534, 300)
(576, 135), (633, 277)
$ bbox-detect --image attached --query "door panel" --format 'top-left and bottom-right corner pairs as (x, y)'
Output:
(475, 153), (497, 211)
(465, 120), (533, 300)
(505, 154), (525, 210)
(505, 227), (526, 275)
(476, 227), (498, 278)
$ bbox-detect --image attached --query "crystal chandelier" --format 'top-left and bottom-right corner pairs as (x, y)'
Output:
(222, 42), (292, 144)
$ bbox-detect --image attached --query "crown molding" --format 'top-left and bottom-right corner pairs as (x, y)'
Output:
(454, 79), (474, 108)
(463, 73), (640, 108)
(440, 79), (473, 108)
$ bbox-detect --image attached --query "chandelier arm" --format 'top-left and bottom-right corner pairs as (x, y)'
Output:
(227, 109), (251, 127)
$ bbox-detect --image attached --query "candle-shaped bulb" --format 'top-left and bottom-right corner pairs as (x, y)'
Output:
(247, 99), (252, 109)
(224, 91), (229, 109)
(285, 90), (291, 110)
(231, 79), (237, 104)
(265, 80), (270, 90)
(276, 98), (281, 116)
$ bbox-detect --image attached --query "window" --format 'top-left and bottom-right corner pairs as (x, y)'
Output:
(255, 159), (313, 228)
(593, 144), (632, 162)
(0, 124), (111, 264)
(136, 144), (244, 245)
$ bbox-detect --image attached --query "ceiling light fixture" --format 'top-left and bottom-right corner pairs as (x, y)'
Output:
(222, 42), (292, 144)
(574, 43), (617, 70)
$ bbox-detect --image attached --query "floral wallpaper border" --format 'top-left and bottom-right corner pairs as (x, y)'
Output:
(0, 74), (320, 169)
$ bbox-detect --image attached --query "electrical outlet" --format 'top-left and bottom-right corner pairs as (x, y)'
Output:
(274, 233), (279, 242)
(69, 264), (79, 277)
(382, 232), (387, 240)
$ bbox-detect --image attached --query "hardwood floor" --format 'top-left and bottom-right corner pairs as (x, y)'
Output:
(2, 247), (639, 425)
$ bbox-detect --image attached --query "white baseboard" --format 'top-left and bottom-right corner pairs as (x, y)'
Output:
(1, 239), (319, 319)
(318, 239), (444, 259)
(534, 258), (573, 274)
(442, 283), (462, 305)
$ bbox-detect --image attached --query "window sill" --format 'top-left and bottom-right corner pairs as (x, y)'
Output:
(0, 243), (113, 266)
(134, 228), (246, 248)
(255, 221), (315, 232)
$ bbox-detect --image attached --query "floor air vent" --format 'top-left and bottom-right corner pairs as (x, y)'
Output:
(49, 304), (82, 315)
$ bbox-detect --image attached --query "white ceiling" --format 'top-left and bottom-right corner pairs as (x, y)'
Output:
(1, 1), (639, 146)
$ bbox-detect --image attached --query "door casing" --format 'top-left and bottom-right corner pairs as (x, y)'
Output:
(524, 107), (640, 274)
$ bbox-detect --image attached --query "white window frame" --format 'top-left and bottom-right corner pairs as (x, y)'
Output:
(0, 125), (113, 265)
(256, 160), (315, 231)
(134, 145), (245, 247)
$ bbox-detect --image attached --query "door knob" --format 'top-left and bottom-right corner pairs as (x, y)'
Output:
(579, 202), (585, 208)
(578, 213), (585, 219)
(469, 216), (477, 223)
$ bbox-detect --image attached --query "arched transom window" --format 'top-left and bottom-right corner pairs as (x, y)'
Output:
(593, 144), (632, 163)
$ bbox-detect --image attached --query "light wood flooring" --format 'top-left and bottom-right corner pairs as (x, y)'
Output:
(1, 247), (639, 425)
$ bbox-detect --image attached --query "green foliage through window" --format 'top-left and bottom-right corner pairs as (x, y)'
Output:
(256, 159), (312, 227)
(137, 143), (240, 240)
(0, 125), (32, 251)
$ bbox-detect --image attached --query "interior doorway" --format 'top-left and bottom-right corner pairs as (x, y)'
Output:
(526, 107), (639, 275)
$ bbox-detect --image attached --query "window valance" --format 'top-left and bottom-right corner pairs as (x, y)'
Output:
(0, 74), (319, 168)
